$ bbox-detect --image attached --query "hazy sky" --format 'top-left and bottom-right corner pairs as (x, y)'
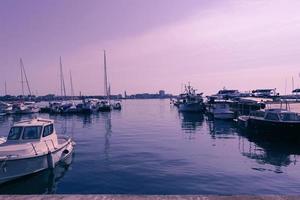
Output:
(1, 0), (300, 96)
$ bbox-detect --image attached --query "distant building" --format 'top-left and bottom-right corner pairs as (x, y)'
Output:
(159, 90), (165, 97)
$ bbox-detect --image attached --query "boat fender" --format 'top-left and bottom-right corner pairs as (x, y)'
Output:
(63, 149), (69, 154)
(47, 153), (55, 169)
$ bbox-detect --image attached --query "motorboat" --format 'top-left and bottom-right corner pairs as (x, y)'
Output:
(237, 109), (300, 139)
(178, 84), (205, 112)
(207, 100), (235, 120)
(0, 118), (75, 184)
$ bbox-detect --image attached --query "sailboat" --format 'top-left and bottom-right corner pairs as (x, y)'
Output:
(12, 58), (39, 114)
(48, 57), (71, 114)
(62, 70), (78, 114)
(98, 50), (112, 112)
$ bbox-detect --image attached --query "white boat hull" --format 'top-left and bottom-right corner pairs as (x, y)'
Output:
(0, 137), (74, 184)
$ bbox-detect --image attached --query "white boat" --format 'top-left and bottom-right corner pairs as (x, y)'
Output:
(12, 102), (39, 114)
(207, 100), (235, 120)
(0, 118), (75, 184)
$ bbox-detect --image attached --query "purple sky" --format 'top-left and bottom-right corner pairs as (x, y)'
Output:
(1, 0), (300, 96)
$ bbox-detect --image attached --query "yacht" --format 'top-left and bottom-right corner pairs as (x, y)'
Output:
(0, 118), (74, 184)
(178, 84), (205, 112)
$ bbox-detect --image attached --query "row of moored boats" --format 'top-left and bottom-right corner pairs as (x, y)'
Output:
(172, 84), (300, 140)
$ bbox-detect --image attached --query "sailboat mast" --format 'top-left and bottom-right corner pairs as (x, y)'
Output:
(103, 50), (109, 101)
(60, 57), (66, 97)
(69, 70), (75, 99)
(21, 59), (32, 96)
(20, 59), (24, 96)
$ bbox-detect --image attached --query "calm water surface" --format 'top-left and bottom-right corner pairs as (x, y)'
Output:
(0, 99), (300, 194)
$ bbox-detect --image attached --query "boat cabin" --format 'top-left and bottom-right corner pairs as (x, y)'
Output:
(6, 118), (58, 144)
(250, 109), (300, 122)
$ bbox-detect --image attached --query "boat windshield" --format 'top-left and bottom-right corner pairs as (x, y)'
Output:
(22, 126), (42, 140)
(265, 113), (280, 121)
(280, 113), (300, 121)
(7, 127), (23, 140)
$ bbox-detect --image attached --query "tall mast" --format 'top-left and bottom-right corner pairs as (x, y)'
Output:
(60, 56), (66, 97)
(103, 50), (109, 101)
(69, 70), (75, 99)
(20, 58), (32, 96)
(20, 59), (24, 96)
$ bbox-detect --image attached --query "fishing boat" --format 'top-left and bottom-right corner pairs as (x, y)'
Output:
(207, 100), (235, 120)
(0, 118), (75, 184)
(238, 108), (300, 139)
(178, 84), (205, 112)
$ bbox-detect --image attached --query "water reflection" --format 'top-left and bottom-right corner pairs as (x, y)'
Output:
(207, 120), (236, 139)
(238, 129), (300, 172)
(100, 112), (112, 161)
(0, 153), (74, 194)
(179, 112), (204, 133)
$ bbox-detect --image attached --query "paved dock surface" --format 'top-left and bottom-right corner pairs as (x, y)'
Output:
(0, 196), (298, 200)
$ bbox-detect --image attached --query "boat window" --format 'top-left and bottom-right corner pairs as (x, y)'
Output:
(265, 113), (279, 121)
(280, 113), (298, 121)
(22, 126), (42, 140)
(43, 124), (54, 137)
(7, 127), (23, 140)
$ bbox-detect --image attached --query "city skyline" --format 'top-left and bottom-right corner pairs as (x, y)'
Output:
(1, 0), (300, 96)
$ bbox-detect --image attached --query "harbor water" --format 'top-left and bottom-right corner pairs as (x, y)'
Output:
(0, 99), (300, 194)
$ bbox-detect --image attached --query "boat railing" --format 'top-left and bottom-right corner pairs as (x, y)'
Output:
(30, 143), (38, 155)
(30, 139), (57, 156)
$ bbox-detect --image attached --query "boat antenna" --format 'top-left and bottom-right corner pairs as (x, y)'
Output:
(20, 58), (32, 96)
(60, 56), (66, 98)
